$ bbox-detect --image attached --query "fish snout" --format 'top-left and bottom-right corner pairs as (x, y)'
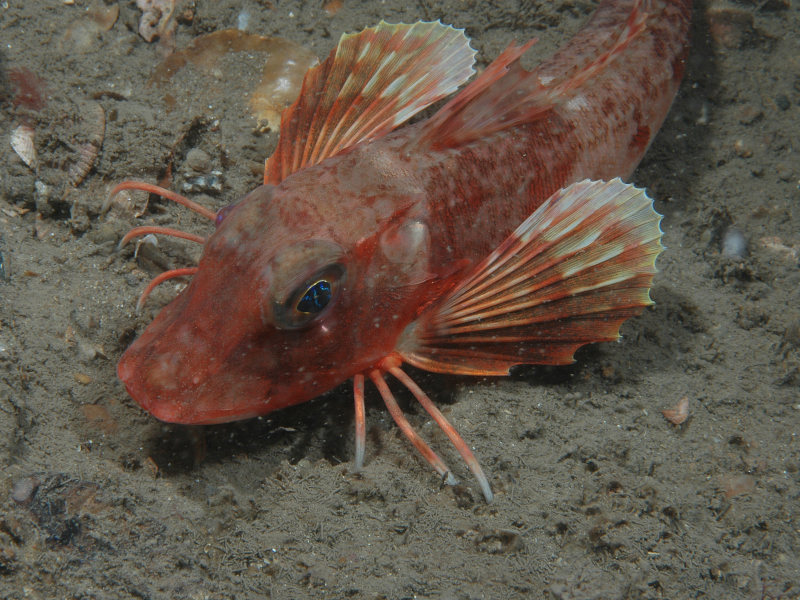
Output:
(117, 338), (274, 425)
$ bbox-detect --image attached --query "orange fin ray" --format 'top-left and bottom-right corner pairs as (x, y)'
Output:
(136, 267), (198, 312)
(400, 179), (664, 375)
(120, 225), (206, 248)
(107, 180), (217, 221)
(387, 365), (493, 503)
(353, 362), (493, 502)
(264, 21), (476, 184)
(413, 2), (647, 151)
(367, 369), (458, 487)
(352, 374), (366, 472)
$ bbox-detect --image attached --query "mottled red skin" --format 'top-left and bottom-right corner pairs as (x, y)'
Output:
(118, 0), (692, 425)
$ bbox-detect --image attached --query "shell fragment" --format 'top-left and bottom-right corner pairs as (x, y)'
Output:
(10, 125), (37, 170)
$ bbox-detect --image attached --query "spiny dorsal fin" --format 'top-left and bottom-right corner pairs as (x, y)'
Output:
(264, 21), (476, 185)
(411, 3), (647, 151)
(398, 179), (663, 375)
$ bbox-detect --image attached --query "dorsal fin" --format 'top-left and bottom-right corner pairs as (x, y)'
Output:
(264, 21), (476, 185)
(411, 2), (647, 151)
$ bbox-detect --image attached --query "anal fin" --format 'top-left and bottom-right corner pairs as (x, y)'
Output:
(399, 179), (663, 375)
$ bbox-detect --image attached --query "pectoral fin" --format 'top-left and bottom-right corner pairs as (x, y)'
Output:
(399, 179), (663, 375)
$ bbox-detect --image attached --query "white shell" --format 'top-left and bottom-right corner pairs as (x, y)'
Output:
(10, 125), (37, 170)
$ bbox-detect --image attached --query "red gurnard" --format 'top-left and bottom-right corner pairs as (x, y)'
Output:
(114, 0), (693, 501)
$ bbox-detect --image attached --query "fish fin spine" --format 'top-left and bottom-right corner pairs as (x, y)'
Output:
(413, 2), (648, 150)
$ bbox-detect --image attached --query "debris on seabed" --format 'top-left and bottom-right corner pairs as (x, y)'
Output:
(662, 396), (689, 425)
(136, 0), (177, 45)
(722, 474), (755, 499)
(759, 236), (797, 262)
(61, 1), (119, 53)
(68, 102), (106, 187)
(149, 29), (317, 132)
(182, 170), (223, 194)
(721, 227), (747, 259)
(324, 0), (344, 16)
(102, 187), (150, 221)
(7, 67), (47, 111)
(10, 125), (37, 170)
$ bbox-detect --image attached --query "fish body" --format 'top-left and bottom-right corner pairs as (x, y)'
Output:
(116, 0), (692, 499)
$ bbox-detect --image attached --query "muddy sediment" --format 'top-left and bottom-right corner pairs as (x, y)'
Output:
(1, 1), (799, 598)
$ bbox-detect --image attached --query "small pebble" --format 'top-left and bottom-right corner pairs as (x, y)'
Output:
(733, 139), (752, 158)
(737, 105), (763, 126)
(776, 163), (793, 182)
(185, 148), (212, 173)
(722, 227), (747, 258)
(11, 476), (40, 504)
(774, 94), (790, 111)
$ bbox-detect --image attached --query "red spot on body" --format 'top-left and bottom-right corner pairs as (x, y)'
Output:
(8, 67), (47, 111)
(630, 124), (650, 153)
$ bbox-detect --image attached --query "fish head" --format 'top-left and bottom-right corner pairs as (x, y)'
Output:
(118, 177), (436, 425)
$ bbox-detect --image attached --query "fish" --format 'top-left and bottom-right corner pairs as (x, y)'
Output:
(112, 0), (693, 502)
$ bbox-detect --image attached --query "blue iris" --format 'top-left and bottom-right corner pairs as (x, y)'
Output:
(296, 280), (332, 314)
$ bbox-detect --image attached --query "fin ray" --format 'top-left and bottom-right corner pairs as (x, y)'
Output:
(265, 21), (476, 184)
(399, 179), (663, 375)
(411, 2), (647, 151)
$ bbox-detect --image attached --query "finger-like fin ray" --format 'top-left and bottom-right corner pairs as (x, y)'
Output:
(353, 356), (493, 502)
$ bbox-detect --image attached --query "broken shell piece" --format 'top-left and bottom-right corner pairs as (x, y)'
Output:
(707, 5), (762, 49)
(662, 396), (689, 425)
(182, 170), (223, 194)
(90, 1), (119, 31)
(137, 0), (176, 43)
(722, 474), (755, 499)
(10, 125), (37, 169)
(323, 0), (344, 17)
(134, 233), (159, 259)
(249, 48), (319, 131)
(760, 236), (798, 262)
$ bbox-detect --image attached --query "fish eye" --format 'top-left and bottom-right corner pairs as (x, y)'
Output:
(273, 264), (345, 329)
(296, 279), (332, 314)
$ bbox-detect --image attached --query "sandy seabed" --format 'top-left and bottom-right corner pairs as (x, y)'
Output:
(1, 1), (798, 598)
